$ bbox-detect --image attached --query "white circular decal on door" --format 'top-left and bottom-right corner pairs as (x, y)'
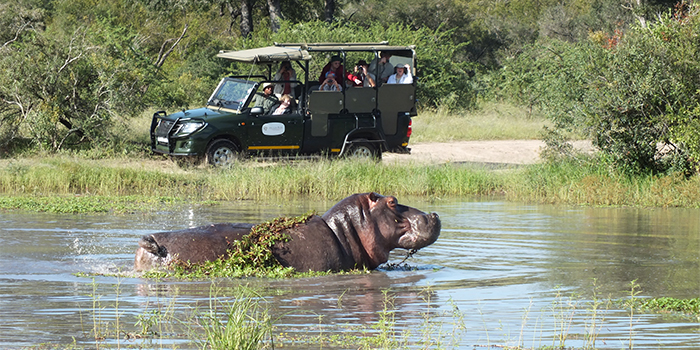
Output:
(262, 122), (285, 136)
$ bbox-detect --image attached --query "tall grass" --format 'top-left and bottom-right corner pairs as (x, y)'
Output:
(2, 154), (700, 212)
(412, 101), (550, 142)
(191, 286), (274, 350)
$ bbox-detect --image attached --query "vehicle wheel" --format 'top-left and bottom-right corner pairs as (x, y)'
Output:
(345, 141), (381, 161)
(206, 139), (240, 167)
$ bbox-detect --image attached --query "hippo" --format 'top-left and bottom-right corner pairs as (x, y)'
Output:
(134, 192), (440, 272)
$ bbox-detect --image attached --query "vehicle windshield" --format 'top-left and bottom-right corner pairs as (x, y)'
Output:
(207, 77), (256, 111)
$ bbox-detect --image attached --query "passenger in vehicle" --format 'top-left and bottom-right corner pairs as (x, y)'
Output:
(318, 55), (344, 84)
(345, 60), (376, 88)
(368, 52), (394, 84)
(387, 64), (413, 84)
(273, 61), (297, 98)
(252, 82), (279, 114)
(272, 94), (296, 115)
(320, 71), (343, 91)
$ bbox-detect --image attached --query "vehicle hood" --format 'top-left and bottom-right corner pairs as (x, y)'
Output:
(166, 107), (228, 120)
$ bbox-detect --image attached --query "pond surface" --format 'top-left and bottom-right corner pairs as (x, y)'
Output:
(1, 198), (699, 349)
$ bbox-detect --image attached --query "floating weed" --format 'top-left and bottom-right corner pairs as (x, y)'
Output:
(637, 297), (700, 314)
(0, 195), (192, 214)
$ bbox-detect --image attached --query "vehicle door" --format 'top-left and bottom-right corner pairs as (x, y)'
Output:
(245, 110), (304, 154)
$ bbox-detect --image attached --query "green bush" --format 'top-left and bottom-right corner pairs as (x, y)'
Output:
(496, 4), (700, 175)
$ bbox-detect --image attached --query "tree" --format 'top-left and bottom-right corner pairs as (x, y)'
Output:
(514, 2), (700, 174)
(325, 0), (334, 23)
(0, 8), (158, 152)
(266, 0), (282, 32)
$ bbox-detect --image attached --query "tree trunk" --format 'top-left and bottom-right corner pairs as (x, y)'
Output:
(240, 0), (253, 39)
(267, 0), (283, 33)
(324, 0), (335, 23)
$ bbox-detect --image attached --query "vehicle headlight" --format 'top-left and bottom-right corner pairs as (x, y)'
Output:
(174, 120), (207, 136)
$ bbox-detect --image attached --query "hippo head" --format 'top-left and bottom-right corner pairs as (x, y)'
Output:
(366, 193), (441, 251)
(322, 192), (441, 269)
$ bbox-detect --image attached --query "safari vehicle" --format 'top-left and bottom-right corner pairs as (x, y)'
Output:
(150, 42), (417, 166)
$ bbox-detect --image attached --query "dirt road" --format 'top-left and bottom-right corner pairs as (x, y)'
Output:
(383, 140), (594, 165)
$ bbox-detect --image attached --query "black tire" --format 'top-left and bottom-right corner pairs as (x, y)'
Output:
(345, 141), (381, 161)
(206, 139), (240, 167)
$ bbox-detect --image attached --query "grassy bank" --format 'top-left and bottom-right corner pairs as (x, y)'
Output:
(2, 103), (699, 212)
(1, 154), (700, 213)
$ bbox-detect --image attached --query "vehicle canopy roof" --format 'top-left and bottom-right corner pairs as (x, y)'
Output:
(216, 42), (415, 64)
(216, 46), (312, 63)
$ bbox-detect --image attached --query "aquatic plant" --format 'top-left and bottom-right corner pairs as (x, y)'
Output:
(190, 286), (274, 350)
(145, 212), (314, 279)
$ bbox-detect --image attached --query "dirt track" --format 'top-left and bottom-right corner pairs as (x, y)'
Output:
(383, 140), (594, 165)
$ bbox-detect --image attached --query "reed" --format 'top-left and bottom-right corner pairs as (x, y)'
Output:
(190, 286), (274, 350)
(31, 278), (700, 350)
(505, 156), (700, 207)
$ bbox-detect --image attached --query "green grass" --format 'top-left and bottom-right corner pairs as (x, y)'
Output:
(193, 286), (275, 350)
(411, 101), (550, 142)
(3, 154), (700, 213)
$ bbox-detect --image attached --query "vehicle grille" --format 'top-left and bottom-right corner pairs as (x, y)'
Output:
(155, 119), (175, 137)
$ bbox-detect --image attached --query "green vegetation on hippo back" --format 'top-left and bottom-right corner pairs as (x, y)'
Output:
(134, 192), (441, 276)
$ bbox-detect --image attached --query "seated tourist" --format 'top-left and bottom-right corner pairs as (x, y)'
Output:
(387, 64), (413, 84)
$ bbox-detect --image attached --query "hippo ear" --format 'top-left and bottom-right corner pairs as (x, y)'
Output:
(139, 235), (167, 257)
(368, 192), (382, 208)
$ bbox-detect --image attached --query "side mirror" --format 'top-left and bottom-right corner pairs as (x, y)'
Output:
(250, 106), (264, 116)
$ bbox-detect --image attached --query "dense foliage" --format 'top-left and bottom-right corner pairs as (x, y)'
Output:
(3, 0), (700, 175)
(499, 1), (700, 174)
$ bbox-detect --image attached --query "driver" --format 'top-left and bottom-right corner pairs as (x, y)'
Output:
(252, 82), (279, 114)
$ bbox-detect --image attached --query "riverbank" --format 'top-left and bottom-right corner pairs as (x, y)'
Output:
(1, 148), (699, 213)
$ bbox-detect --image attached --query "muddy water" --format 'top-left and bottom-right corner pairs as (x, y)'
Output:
(1, 198), (698, 349)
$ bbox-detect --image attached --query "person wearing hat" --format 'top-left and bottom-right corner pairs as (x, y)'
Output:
(318, 55), (344, 84)
(273, 61), (297, 98)
(369, 51), (394, 84)
(320, 71), (343, 91)
(346, 60), (376, 88)
(252, 82), (279, 114)
(387, 63), (413, 84)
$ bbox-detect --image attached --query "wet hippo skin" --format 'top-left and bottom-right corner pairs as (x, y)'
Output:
(134, 192), (441, 272)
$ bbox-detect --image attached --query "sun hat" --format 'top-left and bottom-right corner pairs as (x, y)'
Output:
(262, 82), (274, 89)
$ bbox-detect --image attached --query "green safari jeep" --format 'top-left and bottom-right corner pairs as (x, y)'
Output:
(150, 42), (417, 166)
